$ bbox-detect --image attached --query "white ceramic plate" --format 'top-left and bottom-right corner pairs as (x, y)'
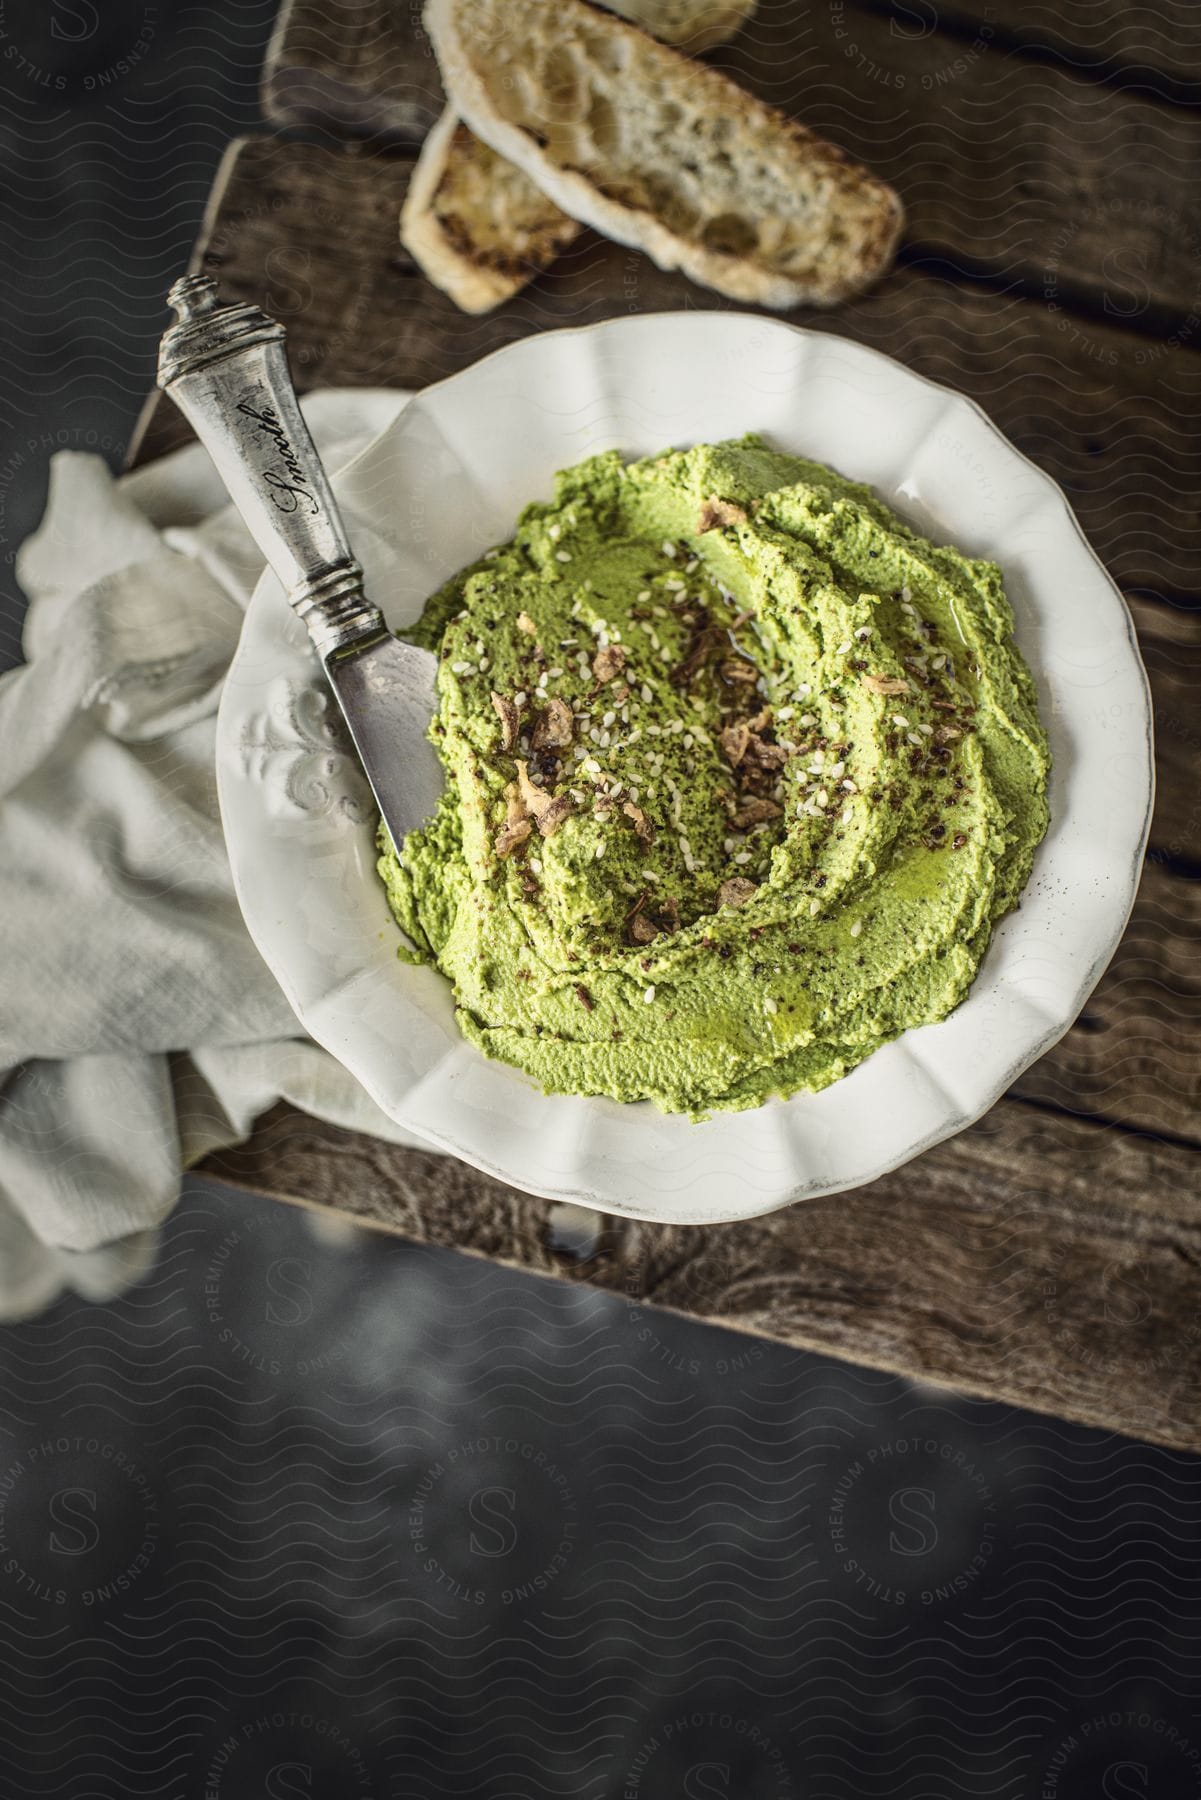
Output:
(216, 313), (1153, 1225)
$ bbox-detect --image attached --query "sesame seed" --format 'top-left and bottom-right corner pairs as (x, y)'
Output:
(451, 660), (472, 674)
(547, 666), (563, 679)
(661, 541), (676, 558)
(529, 856), (542, 873)
(891, 714), (911, 729)
(644, 985), (656, 1003)
(478, 657), (490, 672)
(809, 898), (821, 916)
(555, 550), (572, 563)
(918, 722), (934, 736)
(514, 690), (527, 706)
(602, 710), (616, 727)
(907, 732), (923, 747)
(594, 841), (605, 859)
(638, 589), (651, 602)
(641, 683), (653, 703)
(734, 851), (752, 865)
(764, 997), (778, 1016)
(828, 761), (845, 779)
(850, 920), (863, 938)
(836, 640), (852, 655)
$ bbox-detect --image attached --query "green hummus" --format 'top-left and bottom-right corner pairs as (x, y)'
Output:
(378, 436), (1050, 1116)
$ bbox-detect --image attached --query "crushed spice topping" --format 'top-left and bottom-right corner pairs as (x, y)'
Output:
(491, 690), (521, 752)
(592, 643), (627, 684)
(697, 496), (749, 533)
(718, 877), (758, 909)
(378, 435), (1049, 1117)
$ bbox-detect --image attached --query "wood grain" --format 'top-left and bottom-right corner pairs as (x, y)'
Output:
(1012, 859), (1201, 1138)
(131, 136), (1201, 597)
(148, 90), (1201, 1448)
(261, 0), (1201, 321)
(201, 1098), (1201, 1451)
(1128, 594), (1201, 865)
(893, 0), (1201, 92)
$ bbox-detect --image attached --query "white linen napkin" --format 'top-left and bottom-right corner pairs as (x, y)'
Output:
(0, 390), (428, 1317)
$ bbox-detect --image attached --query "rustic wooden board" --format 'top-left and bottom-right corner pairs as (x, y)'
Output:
(202, 1097), (1201, 1451)
(132, 136), (1201, 598)
(893, 0), (1201, 94)
(260, 0), (1201, 322)
(143, 47), (1201, 1449)
(1128, 594), (1201, 866)
(1012, 859), (1200, 1138)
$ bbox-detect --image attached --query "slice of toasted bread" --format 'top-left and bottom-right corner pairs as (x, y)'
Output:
(401, 105), (582, 313)
(605, 0), (758, 52)
(425, 0), (903, 309)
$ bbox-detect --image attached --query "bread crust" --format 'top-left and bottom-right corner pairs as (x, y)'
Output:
(605, 0), (758, 52)
(401, 104), (582, 313)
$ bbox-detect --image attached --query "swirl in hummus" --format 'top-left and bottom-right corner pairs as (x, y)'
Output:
(378, 436), (1050, 1116)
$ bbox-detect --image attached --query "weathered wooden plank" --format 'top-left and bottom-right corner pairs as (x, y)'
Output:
(260, 0), (1201, 321)
(201, 1098), (1201, 1451)
(1013, 859), (1201, 1138)
(879, 0), (1201, 94)
(131, 136), (1201, 598)
(1129, 594), (1201, 867)
(262, 0), (441, 138)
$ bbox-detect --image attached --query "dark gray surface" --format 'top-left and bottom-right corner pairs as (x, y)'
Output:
(0, 5), (1198, 1795)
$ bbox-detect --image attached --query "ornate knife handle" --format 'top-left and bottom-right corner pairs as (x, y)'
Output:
(156, 274), (385, 663)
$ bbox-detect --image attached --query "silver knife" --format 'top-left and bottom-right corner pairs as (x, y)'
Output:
(156, 273), (442, 852)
